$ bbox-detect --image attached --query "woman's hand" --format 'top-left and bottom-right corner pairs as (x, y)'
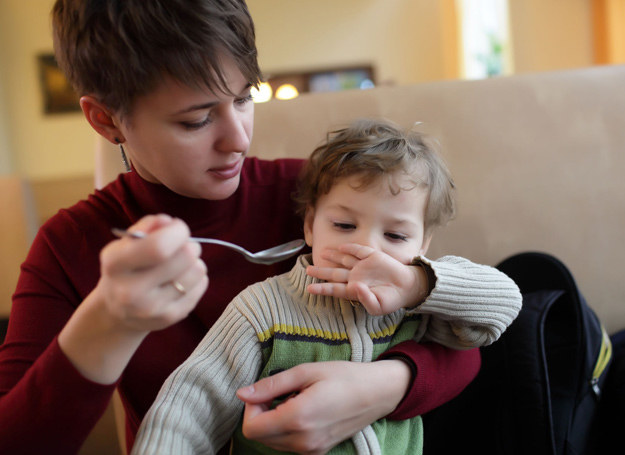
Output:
(236, 359), (411, 455)
(58, 214), (208, 384)
(305, 243), (429, 315)
(97, 214), (208, 333)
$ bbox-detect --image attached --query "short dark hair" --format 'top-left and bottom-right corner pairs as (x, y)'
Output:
(295, 118), (456, 234)
(51, 0), (261, 116)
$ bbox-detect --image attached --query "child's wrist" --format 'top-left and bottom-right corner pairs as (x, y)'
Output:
(409, 257), (436, 307)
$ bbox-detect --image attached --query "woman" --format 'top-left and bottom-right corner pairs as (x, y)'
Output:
(0, 1), (515, 454)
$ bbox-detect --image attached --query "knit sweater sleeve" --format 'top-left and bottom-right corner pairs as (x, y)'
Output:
(412, 255), (522, 348)
(132, 302), (263, 455)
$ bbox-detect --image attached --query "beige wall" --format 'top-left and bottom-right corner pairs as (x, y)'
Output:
(247, 0), (448, 85)
(0, 0), (600, 182)
(509, 0), (594, 73)
(0, 0), (95, 181)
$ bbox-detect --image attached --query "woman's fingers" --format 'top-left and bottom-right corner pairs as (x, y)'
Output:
(104, 215), (191, 274)
(99, 215), (208, 331)
(237, 366), (308, 405)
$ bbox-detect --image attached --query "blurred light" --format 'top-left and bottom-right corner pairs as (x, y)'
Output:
(359, 79), (375, 89)
(251, 82), (273, 103)
(275, 84), (299, 100)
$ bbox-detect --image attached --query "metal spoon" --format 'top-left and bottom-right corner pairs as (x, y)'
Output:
(111, 228), (305, 265)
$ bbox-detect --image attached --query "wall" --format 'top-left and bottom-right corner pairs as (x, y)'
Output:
(0, 2), (15, 174)
(509, 0), (594, 73)
(0, 0), (95, 181)
(247, 0), (448, 85)
(0, 0), (599, 182)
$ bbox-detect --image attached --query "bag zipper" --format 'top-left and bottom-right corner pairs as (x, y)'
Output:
(590, 325), (612, 397)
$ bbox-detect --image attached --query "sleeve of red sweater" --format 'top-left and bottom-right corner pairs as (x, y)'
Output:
(0, 216), (117, 454)
(377, 341), (481, 420)
(0, 337), (117, 454)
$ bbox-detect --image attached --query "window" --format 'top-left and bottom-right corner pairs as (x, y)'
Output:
(456, 0), (512, 79)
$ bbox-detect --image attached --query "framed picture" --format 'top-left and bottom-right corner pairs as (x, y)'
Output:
(263, 65), (375, 100)
(37, 53), (81, 114)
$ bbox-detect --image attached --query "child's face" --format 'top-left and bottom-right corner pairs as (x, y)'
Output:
(304, 173), (432, 267)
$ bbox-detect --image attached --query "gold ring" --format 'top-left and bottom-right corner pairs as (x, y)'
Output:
(171, 280), (186, 295)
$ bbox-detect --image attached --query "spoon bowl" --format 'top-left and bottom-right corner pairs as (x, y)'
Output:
(112, 228), (305, 265)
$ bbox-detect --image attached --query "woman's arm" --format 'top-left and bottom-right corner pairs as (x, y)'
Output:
(0, 337), (118, 454)
(59, 215), (207, 383)
(0, 215), (207, 453)
(377, 341), (481, 420)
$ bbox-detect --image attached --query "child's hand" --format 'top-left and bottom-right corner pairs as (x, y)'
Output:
(305, 243), (430, 315)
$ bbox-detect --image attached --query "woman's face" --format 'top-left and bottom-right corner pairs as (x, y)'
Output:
(116, 56), (254, 200)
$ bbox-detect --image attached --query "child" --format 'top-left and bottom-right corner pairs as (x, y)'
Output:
(131, 119), (521, 455)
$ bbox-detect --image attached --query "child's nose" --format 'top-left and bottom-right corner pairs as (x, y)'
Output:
(354, 230), (379, 250)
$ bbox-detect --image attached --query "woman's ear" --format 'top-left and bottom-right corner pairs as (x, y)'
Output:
(79, 95), (124, 144)
(303, 207), (315, 247)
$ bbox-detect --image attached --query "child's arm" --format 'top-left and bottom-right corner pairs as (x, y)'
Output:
(131, 303), (262, 455)
(307, 245), (521, 347)
(414, 255), (522, 348)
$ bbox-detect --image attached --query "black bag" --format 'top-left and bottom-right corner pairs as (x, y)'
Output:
(423, 252), (612, 455)
(588, 328), (625, 453)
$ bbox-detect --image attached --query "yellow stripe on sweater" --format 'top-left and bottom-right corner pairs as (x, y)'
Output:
(257, 324), (350, 343)
(257, 323), (404, 343)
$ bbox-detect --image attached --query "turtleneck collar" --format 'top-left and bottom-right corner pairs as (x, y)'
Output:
(285, 254), (351, 310)
(116, 164), (245, 230)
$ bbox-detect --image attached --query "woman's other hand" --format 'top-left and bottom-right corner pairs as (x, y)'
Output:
(305, 243), (429, 315)
(236, 359), (411, 455)
(58, 214), (208, 384)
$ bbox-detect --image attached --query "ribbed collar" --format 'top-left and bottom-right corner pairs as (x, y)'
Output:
(285, 254), (348, 311)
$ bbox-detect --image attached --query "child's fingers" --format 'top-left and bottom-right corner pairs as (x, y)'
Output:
(321, 244), (377, 270)
(320, 249), (361, 270)
(306, 265), (349, 283)
(307, 282), (349, 299)
(351, 282), (383, 314)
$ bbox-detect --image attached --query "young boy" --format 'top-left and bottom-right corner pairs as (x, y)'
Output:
(132, 119), (521, 455)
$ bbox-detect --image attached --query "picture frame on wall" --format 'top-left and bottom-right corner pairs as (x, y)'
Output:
(264, 65), (375, 100)
(37, 53), (81, 114)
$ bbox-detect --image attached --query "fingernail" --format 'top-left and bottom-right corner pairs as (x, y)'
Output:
(237, 385), (254, 396)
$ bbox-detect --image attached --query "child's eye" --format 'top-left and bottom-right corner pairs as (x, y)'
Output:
(333, 222), (356, 231)
(385, 232), (408, 242)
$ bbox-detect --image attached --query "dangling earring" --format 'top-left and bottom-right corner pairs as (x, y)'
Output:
(114, 137), (132, 172)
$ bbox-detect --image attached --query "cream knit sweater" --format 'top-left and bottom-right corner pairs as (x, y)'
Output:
(132, 254), (521, 455)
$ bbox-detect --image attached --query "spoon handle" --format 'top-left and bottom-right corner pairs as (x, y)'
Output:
(111, 228), (250, 255)
(187, 237), (250, 255)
